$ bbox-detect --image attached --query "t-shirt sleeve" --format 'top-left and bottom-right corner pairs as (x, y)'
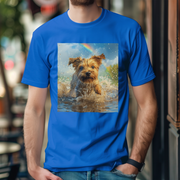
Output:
(127, 26), (156, 86)
(21, 31), (50, 88)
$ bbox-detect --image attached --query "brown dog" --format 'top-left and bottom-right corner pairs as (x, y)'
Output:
(67, 53), (106, 97)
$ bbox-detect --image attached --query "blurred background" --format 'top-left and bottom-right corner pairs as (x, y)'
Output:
(0, 0), (179, 180)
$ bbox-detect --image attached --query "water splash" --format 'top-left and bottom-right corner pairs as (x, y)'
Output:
(58, 75), (118, 112)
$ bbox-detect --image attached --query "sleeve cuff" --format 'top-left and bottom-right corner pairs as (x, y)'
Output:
(21, 77), (49, 88)
(131, 74), (156, 86)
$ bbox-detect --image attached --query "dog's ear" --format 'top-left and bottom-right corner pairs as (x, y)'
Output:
(91, 53), (106, 66)
(68, 57), (83, 69)
(97, 53), (106, 59)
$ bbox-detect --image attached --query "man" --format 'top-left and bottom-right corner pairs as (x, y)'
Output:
(21, 0), (158, 180)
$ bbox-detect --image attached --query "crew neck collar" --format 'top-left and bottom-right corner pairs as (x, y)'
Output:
(65, 6), (106, 28)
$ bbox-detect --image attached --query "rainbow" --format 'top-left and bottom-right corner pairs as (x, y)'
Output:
(80, 43), (96, 53)
(79, 43), (109, 75)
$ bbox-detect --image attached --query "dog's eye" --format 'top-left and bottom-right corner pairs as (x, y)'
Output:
(91, 66), (95, 69)
(79, 66), (83, 70)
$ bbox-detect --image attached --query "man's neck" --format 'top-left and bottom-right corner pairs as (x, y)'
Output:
(68, 2), (102, 23)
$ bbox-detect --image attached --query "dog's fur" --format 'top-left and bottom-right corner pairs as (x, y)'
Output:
(65, 53), (106, 97)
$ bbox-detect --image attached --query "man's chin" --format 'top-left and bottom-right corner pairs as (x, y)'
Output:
(70, 0), (95, 6)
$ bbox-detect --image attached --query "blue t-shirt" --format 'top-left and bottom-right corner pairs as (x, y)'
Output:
(21, 7), (156, 172)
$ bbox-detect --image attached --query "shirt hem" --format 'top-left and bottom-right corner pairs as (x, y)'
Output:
(43, 157), (128, 172)
(44, 165), (118, 172)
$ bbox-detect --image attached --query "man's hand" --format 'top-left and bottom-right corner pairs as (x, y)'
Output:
(115, 163), (139, 176)
(29, 166), (63, 180)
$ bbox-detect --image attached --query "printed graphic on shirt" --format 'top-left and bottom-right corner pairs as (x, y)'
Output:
(57, 43), (118, 113)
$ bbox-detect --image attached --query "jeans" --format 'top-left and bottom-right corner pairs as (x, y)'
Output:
(49, 167), (137, 180)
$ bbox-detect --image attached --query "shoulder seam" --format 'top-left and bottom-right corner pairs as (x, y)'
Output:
(130, 26), (141, 57)
(39, 33), (50, 69)
(33, 32), (50, 70)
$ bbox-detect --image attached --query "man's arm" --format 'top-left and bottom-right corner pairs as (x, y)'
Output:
(129, 80), (158, 163)
(23, 85), (62, 180)
(24, 85), (47, 173)
(116, 80), (158, 174)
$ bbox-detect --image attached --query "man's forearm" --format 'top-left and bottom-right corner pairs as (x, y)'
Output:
(23, 106), (45, 174)
(129, 101), (158, 163)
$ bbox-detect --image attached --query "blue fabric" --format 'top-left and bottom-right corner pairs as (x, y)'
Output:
(21, 7), (156, 172)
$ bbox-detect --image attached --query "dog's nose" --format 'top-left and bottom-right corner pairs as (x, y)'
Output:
(86, 72), (91, 76)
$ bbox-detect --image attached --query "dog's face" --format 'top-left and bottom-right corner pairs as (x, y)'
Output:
(68, 53), (105, 83)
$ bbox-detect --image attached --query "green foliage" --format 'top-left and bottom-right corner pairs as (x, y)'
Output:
(0, 0), (26, 52)
(106, 64), (118, 86)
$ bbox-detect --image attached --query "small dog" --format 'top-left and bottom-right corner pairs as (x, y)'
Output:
(67, 53), (106, 97)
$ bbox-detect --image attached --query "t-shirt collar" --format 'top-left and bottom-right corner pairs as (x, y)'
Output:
(65, 6), (106, 28)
